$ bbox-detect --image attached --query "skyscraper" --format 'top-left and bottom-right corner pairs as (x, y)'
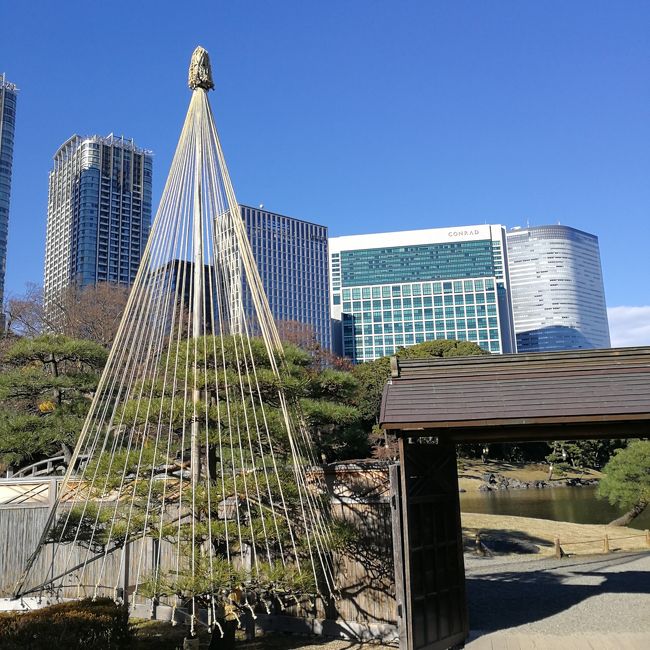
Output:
(44, 134), (152, 313)
(330, 225), (515, 362)
(506, 224), (610, 352)
(0, 74), (18, 314)
(241, 205), (331, 350)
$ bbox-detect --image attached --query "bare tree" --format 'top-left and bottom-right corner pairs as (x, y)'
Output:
(53, 283), (131, 347)
(275, 319), (352, 370)
(275, 319), (321, 351)
(4, 283), (130, 348)
(4, 283), (46, 337)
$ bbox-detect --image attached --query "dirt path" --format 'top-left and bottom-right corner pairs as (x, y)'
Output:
(132, 622), (397, 649)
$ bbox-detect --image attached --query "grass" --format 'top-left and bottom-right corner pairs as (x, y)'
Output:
(130, 619), (194, 649)
(462, 512), (649, 557)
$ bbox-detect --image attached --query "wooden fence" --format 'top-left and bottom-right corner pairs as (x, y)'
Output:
(0, 462), (399, 636)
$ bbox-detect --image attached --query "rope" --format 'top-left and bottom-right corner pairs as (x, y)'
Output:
(15, 78), (337, 613)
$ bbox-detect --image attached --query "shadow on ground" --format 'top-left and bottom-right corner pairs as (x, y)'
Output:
(132, 620), (383, 649)
(463, 528), (550, 555)
(237, 637), (367, 649)
(467, 552), (650, 634)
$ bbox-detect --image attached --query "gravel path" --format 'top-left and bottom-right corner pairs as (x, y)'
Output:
(466, 549), (650, 635)
(134, 551), (650, 647)
(243, 551), (650, 647)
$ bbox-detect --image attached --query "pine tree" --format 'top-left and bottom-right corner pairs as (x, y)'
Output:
(0, 335), (107, 471)
(598, 440), (650, 526)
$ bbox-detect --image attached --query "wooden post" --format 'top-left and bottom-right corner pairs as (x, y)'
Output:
(151, 537), (160, 620)
(603, 534), (610, 554)
(389, 464), (407, 650)
(49, 479), (58, 507)
(244, 606), (256, 640)
(397, 437), (468, 650)
(475, 532), (485, 557)
(554, 537), (564, 559)
(645, 530), (650, 549)
(119, 542), (131, 608)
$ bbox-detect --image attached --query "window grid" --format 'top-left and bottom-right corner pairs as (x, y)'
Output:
(342, 278), (502, 361)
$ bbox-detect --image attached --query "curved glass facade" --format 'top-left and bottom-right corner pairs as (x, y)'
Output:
(506, 225), (610, 352)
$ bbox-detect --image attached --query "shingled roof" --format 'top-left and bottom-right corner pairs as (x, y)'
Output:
(379, 347), (650, 442)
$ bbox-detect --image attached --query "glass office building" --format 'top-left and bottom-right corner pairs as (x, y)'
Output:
(506, 225), (610, 352)
(330, 225), (515, 362)
(0, 74), (18, 315)
(241, 205), (331, 350)
(44, 134), (152, 313)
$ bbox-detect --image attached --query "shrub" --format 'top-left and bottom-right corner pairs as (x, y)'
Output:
(0, 598), (131, 649)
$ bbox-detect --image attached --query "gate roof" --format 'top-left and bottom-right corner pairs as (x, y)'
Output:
(379, 347), (650, 441)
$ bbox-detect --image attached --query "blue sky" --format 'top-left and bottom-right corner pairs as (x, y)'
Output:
(1, 1), (649, 342)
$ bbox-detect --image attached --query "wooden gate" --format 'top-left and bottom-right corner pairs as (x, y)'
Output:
(392, 438), (468, 650)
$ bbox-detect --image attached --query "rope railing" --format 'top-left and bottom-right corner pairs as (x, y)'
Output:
(472, 529), (650, 559)
(552, 529), (650, 558)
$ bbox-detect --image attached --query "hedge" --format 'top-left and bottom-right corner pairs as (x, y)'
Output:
(0, 598), (131, 649)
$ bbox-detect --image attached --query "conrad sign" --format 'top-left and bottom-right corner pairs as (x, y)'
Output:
(330, 224), (496, 251)
(447, 229), (480, 238)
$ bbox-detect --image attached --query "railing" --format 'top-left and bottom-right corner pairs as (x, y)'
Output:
(7, 454), (88, 479)
(552, 531), (650, 557)
(472, 529), (650, 558)
(0, 477), (60, 508)
(0, 453), (89, 509)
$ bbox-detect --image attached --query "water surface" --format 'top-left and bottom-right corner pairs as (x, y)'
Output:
(460, 485), (650, 530)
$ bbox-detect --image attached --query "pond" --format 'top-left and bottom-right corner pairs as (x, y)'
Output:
(460, 485), (650, 531)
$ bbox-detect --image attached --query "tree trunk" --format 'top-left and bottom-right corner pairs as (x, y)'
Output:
(209, 619), (236, 649)
(50, 354), (62, 406)
(608, 500), (648, 526)
(60, 442), (73, 466)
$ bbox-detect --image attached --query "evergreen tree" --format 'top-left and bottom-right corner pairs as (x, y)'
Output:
(598, 440), (650, 526)
(47, 334), (359, 612)
(0, 335), (107, 470)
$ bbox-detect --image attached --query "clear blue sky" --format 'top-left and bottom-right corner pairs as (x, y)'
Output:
(1, 1), (649, 335)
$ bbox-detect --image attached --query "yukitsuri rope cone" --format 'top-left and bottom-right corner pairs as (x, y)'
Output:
(14, 46), (338, 637)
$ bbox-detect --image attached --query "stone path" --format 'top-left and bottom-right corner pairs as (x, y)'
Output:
(465, 632), (650, 649)
(464, 550), (650, 648)
(284, 549), (650, 649)
(135, 550), (650, 648)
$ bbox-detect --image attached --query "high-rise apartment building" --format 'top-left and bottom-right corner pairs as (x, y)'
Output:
(330, 225), (515, 362)
(44, 134), (152, 312)
(506, 224), (610, 352)
(241, 205), (331, 350)
(0, 74), (18, 314)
